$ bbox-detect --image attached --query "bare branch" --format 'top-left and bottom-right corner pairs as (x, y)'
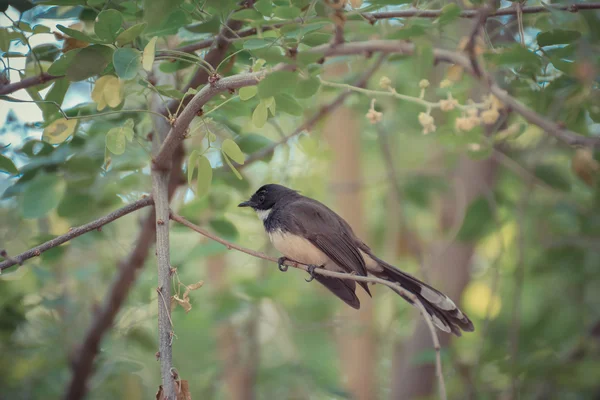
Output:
(170, 213), (447, 400)
(0, 73), (62, 96)
(0, 197), (153, 272)
(152, 169), (176, 398)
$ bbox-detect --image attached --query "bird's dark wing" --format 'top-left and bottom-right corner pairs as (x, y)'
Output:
(287, 200), (371, 297)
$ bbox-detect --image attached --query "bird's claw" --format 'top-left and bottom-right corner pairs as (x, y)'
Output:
(277, 257), (289, 272)
(305, 264), (320, 282)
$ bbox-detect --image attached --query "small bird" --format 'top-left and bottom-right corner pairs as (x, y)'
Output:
(239, 184), (474, 336)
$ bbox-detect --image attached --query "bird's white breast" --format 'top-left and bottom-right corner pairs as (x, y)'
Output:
(268, 229), (329, 266)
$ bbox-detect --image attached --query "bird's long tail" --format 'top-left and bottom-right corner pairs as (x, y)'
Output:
(371, 257), (474, 336)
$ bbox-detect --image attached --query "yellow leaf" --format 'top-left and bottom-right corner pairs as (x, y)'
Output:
(104, 76), (123, 108)
(92, 75), (122, 110)
(42, 118), (77, 144)
(142, 36), (157, 72)
(91, 75), (110, 111)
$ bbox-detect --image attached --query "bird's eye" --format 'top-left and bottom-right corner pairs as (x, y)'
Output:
(258, 195), (265, 203)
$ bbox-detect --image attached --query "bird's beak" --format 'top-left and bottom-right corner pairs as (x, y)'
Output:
(238, 201), (252, 208)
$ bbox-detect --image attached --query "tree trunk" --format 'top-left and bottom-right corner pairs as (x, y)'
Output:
(326, 106), (376, 400)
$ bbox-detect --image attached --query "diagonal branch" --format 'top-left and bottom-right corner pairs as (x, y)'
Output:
(170, 213), (448, 400)
(0, 197), (153, 272)
(0, 73), (62, 96)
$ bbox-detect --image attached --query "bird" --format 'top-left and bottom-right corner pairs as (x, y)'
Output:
(238, 183), (474, 336)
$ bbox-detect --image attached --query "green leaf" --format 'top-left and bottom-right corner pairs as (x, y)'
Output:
(44, 78), (70, 119)
(187, 149), (200, 186)
(301, 32), (331, 47)
(113, 48), (141, 80)
(274, 93), (302, 116)
(0, 28), (12, 52)
(486, 45), (542, 68)
(252, 101), (268, 128)
(66, 45), (113, 81)
(243, 38), (276, 50)
(274, 5), (301, 19)
(295, 75), (320, 98)
(230, 9), (264, 21)
(0, 154), (18, 175)
(145, 9), (191, 37)
(457, 196), (494, 241)
(142, 36), (157, 71)
(435, 4), (461, 26)
(95, 9), (123, 42)
(239, 86), (257, 101)
(196, 155), (212, 197)
(222, 153), (242, 179)
(115, 22), (147, 46)
(209, 218), (239, 241)
(185, 16), (220, 33)
(537, 30), (581, 47)
(281, 22), (329, 39)
(535, 165), (571, 192)
(21, 174), (66, 219)
(48, 48), (81, 76)
(254, 0), (272, 16)
(56, 24), (98, 43)
(106, 123), (135, 154)
(222, 138), (245, 164)
(258, 70), (299, 99)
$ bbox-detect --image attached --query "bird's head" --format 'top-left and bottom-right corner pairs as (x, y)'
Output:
(238, 184), (299, 214)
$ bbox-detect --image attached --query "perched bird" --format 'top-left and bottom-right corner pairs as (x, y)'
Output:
(239, 184), (474, 336)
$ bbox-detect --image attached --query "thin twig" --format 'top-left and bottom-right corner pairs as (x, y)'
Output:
(170, 212), (448, 400)
(0, 197), (154, 272)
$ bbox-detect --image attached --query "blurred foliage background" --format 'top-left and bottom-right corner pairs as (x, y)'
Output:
(1, 0), (600, 399)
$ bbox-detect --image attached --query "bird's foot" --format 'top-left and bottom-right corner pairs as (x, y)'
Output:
(277, 257), (290, 272)
(305, 264), (322, 282)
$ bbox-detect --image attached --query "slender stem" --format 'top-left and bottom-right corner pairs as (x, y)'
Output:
(0, 197), (154, 272)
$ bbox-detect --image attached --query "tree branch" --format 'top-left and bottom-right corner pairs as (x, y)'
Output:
(153, 169), (175, 399)
(173, 3), (600, 54)
(364, 2), (600, 21)
(170, 213), (447, 400)
(0, 73), (62, 96)
(0, 197), (153, 272)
